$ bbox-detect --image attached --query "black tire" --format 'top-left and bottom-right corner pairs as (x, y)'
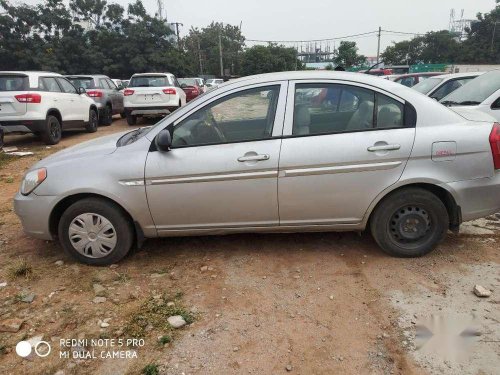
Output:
(120, 112), (126, 119)
(126, 114), (137, 126)
(58, 198), (134, 266)
(85, 108), (98, 133)
(41, 115), (62, 145)
(100, 104), (113, 126)
(370, 188), (449, 257)
(0, 128), (4, 149)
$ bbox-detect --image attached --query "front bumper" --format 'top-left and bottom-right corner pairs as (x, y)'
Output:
(0, 120), (46, 134)
(14, 192), (57, 240)
(448, 172), (500, 222)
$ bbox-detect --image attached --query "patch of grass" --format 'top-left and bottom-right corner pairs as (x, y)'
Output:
(113, 272), (130, 283)
(142, 364), (159, 375)
(158, 335), (171, 345)
(0, 153), (15, 170)
(124, 293), (196, 339)
(4, 176), (14, 183)
(0, 342), (6, 355)
(7, 258), (33, 280)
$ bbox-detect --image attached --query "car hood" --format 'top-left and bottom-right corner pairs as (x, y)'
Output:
(448, 106), (496, 123)
(32, 131), (128, 169)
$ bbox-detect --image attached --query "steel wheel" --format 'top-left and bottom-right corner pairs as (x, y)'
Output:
(68, 213), (117, 258)
(388, 205), (431, 246)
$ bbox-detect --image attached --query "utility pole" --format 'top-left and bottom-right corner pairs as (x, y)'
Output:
(491, 20), (499, 52)
(376, 26), (382, 64)
(219, 24), (224, 77)
(197, 37), (203, 75)
(171, 22), (183, 48)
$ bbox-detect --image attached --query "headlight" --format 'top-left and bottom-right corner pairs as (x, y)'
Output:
(21, 168), (47, 195)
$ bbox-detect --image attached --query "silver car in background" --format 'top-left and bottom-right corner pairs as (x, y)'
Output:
(14, 71), (500, 266)
(66, 75), (125, 125)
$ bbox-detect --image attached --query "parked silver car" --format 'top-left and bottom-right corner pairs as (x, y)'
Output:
(66, 75), (125, 125)
(14, 71), (500, 265)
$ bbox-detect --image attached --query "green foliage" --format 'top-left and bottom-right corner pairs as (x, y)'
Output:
(382, 4), (500, 65)
(0, 0), (193, 78)
(240, 44), (303, 75)
(142, 364), (159, 375)
(334, 41), (366, 69)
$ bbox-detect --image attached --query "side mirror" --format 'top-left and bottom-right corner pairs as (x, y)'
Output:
(77, 87), (86, 94)
(116, 85), (123, 90)
(155, 128), (172, 152)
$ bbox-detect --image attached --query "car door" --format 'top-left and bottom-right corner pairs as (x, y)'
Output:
(278, 81), (416, 226)
(144, 82), (287, 234)
(56, 77), (88, 125)
(39, 77), (65, 119)
(107, 79), (124, 112)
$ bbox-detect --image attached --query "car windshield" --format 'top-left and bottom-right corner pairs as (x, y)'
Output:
(441, 70), (500, 105)
(178, 78), (197, 86)
(129, 76), (170, 87)
(0, 75), (28, 91)
(66, 77), (96, 89)
(413, 77), (444, 94)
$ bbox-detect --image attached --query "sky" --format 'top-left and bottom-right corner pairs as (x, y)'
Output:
(18, 0), (497, 56)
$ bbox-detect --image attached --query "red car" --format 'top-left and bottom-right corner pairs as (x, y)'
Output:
(392, 72), (445, 87)
(179, 78), (202, 102)
(363, 68), (393, 76)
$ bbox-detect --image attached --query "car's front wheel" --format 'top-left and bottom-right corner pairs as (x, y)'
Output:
(370, 188), (448, 257)
(58, 198), (134, 266)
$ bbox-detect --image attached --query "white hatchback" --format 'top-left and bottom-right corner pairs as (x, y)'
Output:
(0, 71), (98, 144)
(123, 73), (186, 125)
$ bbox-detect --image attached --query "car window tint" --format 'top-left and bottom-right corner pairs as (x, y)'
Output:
(293, 84), (375, 135)
(99, 79), (110, 89)
(0, 75), (28, 91)
(129, 76), (169, 87)
(430, 78), (472, 101)
(57, 78), (77, 94)
(399, 77), (415, 87)
(172, 85), (281, 147)
(42, 77), (62, 92)
(107, 79), (117, 89)
(377, 94), (404, 128)
(67, 77), (95, 89)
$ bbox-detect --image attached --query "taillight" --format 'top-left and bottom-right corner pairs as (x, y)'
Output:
(163, 88), (176, 95)
(490, 122), (500, 170)
(87, 90), (103, 98)
(123, 89), (134, 96)
(15, 93), (41, 103)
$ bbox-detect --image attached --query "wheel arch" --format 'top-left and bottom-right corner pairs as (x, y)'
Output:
(365, 182), (461, 231)
(46, 108), (62, 124)
(49, 192), (144, 247)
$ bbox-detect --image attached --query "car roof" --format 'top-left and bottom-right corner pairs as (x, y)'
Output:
(396, 72), (444, 78)
(65, 74), (110, 79)
(0, 71), (61, 77)
(433, 71), (484, 80)
(131, 73), (172, 77)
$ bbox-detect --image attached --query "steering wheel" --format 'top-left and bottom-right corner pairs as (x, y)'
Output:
(202, 110), (227, 143)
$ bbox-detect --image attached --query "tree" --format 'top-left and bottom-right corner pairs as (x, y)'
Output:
(334, 41), (366, 69)
(183, 22), (245, 76)
(240, 44), (302, 76)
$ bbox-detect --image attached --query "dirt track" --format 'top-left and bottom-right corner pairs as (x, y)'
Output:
(0, 118), (498, 375)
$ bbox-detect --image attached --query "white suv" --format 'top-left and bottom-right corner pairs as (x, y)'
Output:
(0, 71), (98, 144)
(123, 73), (186, 125)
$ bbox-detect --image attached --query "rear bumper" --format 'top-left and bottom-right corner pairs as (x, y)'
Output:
(448, 172), (500, 222)
(14, 192), (56, 240)
(124, 106), (178, 116)
(0, 119), (46, 134)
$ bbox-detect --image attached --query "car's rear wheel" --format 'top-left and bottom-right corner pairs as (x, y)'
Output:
(120, 112), (126, 119)
(58, 198), (134, 266)
(0, 128), (4, 149)
(100, 104), (113, 126)
(85, 108), (98, 133)
(41, 115), (62, 145)
(126, 114), (137, 126)
(370, 188), (448, 257)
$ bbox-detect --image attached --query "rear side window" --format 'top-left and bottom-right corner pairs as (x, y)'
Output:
(41, 77), (62, 92)
(57, 78), (77, 94)
(67, 77), (96, 90)
(293, 83), (407, 136)
(0, 75), (28, 91)
(107, 79), (117, 89)
(129, 76), (169, 88)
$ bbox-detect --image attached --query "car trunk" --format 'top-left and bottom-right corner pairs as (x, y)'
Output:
(449, 106), (495, 123)
(0, 74), (29, 118)
(127, 87), (174, 105)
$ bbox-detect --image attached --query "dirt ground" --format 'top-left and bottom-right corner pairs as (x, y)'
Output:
(0, 118), (498, 375)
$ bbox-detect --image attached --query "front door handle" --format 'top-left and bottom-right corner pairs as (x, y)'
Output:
(238, 154), (270, 162)
(367, 144), (401, 152)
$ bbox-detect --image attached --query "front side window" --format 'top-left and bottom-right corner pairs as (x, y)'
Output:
(293, 83), (404, 135)
(172, 85), (280, 147)
(57, 78), (77, 94)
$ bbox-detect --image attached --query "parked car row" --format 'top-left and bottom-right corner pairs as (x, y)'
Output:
(0, 71), (213, 145)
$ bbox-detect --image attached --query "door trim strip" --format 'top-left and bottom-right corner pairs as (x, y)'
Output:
(282, 161), (402, 177)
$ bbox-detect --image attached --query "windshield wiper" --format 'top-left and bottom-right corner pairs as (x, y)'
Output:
(457, 100), (481, 106)
(440, 100), (459, 106)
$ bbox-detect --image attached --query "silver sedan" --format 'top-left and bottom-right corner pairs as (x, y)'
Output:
(14, 71), (500, 265)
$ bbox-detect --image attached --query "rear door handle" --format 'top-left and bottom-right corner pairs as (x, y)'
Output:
(238, 154), (270, 162)
(367, 144), (401, 152)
